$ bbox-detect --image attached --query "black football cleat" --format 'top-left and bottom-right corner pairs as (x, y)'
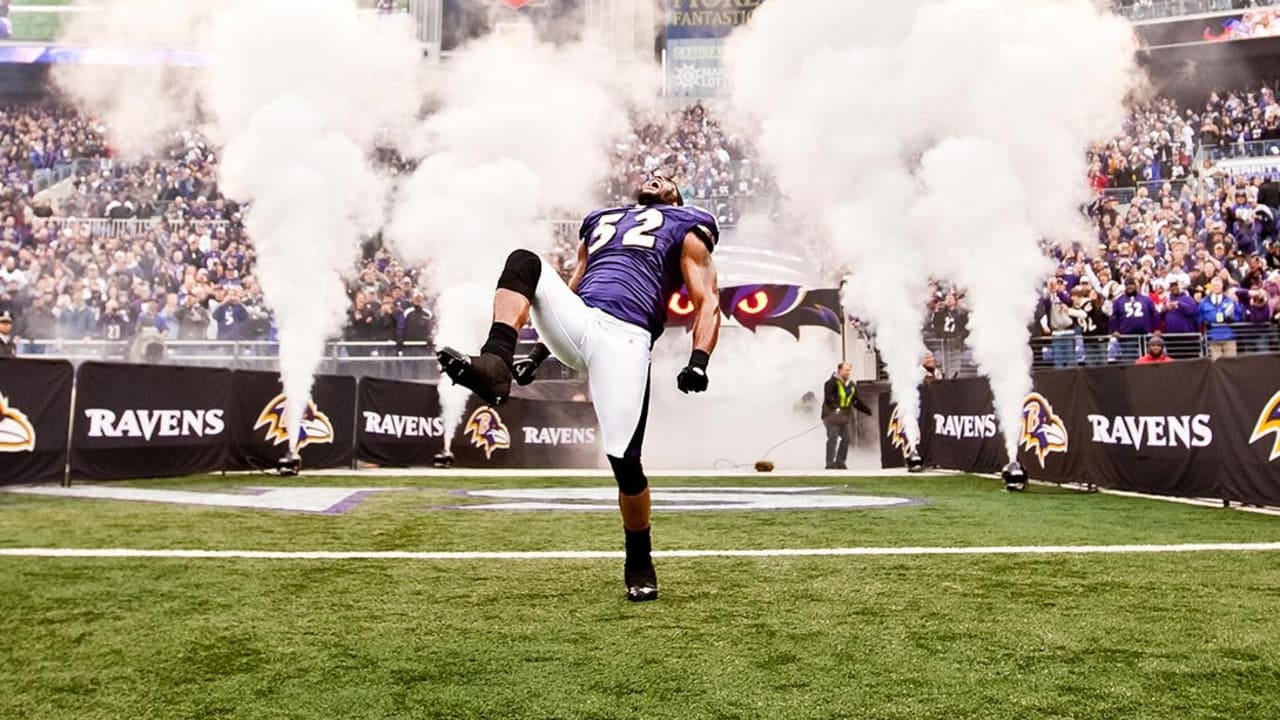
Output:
(437, 347), (512, 407)
(624, 560), (659, 602)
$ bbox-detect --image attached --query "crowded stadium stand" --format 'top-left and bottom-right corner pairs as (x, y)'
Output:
(0, 82), (1275, 377)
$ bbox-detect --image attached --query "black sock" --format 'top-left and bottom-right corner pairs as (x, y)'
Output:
(624, 526), (652, 567)
(480, 322), (518, 367)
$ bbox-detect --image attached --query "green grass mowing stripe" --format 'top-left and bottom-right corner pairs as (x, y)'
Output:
(3, 553), (1280, 719)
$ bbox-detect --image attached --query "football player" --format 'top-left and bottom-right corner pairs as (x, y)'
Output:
(439, 174), (720, 602)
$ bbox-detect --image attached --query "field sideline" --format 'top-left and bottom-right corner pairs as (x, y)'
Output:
(4, 472), (1280, 719)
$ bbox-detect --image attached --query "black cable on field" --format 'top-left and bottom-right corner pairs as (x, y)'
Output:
(712, 422), (826, 470)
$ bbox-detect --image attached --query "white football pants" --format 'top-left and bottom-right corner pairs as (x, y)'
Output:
(530, 260), (652, 459)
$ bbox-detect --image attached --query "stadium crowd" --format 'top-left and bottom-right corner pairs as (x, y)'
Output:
(0, 87), (1277, 363)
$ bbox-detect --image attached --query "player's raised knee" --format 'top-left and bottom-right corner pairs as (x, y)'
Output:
(497, 249), (542, 300)
(608, 455), (649, 496)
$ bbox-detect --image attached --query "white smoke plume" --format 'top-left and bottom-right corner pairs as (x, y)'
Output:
(727, 0), (1137, 460)
(386, 35), (651, 447)
(53, 0), (423, 449)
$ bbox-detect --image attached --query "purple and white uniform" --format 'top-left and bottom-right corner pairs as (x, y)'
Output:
(529, 204), (718, 459)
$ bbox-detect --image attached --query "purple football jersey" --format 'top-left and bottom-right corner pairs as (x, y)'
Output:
(576, 204), (719, 340)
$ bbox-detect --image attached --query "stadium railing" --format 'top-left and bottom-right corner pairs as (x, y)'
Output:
(910, 324), (1277, 380)
(13, 337), (580, 382)
(1204, 140), (1280, 161)
(1114, 0), (1280, 22)
(1100, 179), (1189, 205)
(42, 217), (231, 238)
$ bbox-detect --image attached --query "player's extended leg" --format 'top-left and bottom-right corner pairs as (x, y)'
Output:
(582, 317), (656, 601)
(438, 250), (555, 406)
(609, 380), (656, 602)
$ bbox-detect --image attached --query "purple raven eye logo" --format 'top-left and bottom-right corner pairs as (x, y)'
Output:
(254, 394), (334, 450)
(465, 406), (511, 460)
(885, 406), (909, 453)
(0, 393), (35, 453)
(1250, 390), (1280, 462)
(1020, 392), (1068, 468)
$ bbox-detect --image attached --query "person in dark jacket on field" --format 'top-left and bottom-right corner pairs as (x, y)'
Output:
(822, 362), (871, 470)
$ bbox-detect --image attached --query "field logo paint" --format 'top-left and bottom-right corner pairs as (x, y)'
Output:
(1250, 389), (1280, 462)
(465, 406), (510, 459)
(1021, 392), (1068, 467)
(459, 487), (917, 512)
(0, 393), (35, 453)
(0, 485), (396, 514)
(255, 394), (333, 450)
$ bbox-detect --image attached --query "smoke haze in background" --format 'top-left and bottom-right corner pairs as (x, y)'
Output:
(54, 0), (423, 447)
(385, 35), (651, 446)
(726, 0), (1138, 460)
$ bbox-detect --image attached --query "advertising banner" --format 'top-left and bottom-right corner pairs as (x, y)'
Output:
(70, 362), (230, 480)
(879, 359), (1280, 507)
(0, 358), (74, 485)
(227, 371), (356, 472)
(356, 377), (447, 468)
(664, 0), (767, 97)
(1210, 354), (1280, 505)
(449, 395), (601, 469)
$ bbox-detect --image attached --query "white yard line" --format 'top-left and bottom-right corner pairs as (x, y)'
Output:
(3, 542), (1280, 561)
(299, 467), (954, 479)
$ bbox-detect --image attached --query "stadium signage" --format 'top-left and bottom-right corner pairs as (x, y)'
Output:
(522, 426), (597, 446)
(362, 411), (446, 439)
(1087, 414), (1213, 451)
(669, 0), (766, 28)
(877, 357), (1280, 506)
(83, 408), (225, 440)
(932, 413), (999, 440)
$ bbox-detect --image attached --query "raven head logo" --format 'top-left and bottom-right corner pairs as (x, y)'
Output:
(254, 394), (334, 450)
(1020, 392), (1068, 468)
(0, 393), (35, 453)
(465, 406), (511, 460)
(885, 405), (910, 454)
(1249, 390), (1280, 462)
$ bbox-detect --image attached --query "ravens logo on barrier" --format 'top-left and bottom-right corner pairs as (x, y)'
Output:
(254, 394), (335, 450)
(0, 393), (35, 453)
(1250, 390), (1280, 462)
(1020, 392), (1068, 468)
(465, 406), (511, 460)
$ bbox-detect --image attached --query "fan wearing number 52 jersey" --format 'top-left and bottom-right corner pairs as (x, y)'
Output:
(438, 175), (721, 602)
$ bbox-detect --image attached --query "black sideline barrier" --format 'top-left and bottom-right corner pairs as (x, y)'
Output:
(6, 361), (602, 482)
(0, 358), (74, 485)
(227, 371), (356, 472)
(878, 356), (1280, 506)
(357, 376), (601, 469)
(71, 362), (231, 480)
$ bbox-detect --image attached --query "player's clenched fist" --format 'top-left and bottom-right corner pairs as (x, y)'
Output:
(677, 349), (710, 393)
(511, 343), (550, 386)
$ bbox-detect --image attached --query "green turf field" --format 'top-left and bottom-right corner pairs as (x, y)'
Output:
(3, 473), (1280, 719)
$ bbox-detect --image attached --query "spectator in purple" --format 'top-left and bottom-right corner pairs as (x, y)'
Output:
(1159, 279), (1200, 358)
(1110, 276), (1157, 363)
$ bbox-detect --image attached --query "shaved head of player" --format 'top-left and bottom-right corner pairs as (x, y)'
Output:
(439, 173), (720, 602)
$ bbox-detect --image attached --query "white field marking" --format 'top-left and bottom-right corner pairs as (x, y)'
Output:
(0, 485), (402, 513)
(1012, 477), (1280, 517)
(3, 543), (1280, 561)
(459, 487), (915, 512)
(298, 467), (955, 479)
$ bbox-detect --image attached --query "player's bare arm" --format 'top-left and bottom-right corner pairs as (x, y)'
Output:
(676, 232), (719, 394)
